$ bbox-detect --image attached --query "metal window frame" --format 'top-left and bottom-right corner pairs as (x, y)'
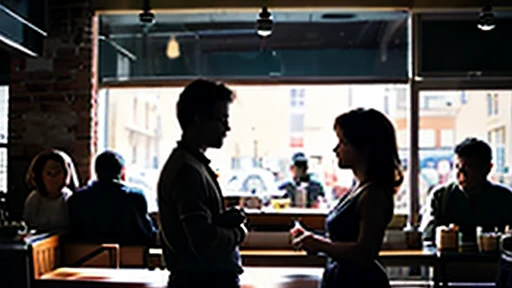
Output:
(95, 10), (512, 231)
(0, 84), (7, 194)
(407, 12), (512, 228)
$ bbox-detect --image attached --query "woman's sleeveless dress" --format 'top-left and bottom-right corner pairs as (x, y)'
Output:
(320, 183), (391, 288)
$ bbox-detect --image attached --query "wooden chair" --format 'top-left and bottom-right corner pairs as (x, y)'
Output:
(61, 242), (147, 268)
(30, 234), (61, 279)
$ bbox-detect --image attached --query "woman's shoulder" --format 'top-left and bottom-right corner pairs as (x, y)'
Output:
(357, 182), (393, 207)
(24, 190), (41, 203)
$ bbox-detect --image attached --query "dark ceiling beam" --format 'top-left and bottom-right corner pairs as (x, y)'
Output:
(92, 0), (512, 11)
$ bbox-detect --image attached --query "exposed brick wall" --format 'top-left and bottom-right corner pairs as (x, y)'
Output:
(7, 0), (97, 219)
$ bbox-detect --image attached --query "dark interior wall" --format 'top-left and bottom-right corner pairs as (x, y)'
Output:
(0, 51), (9, 85)
(0, 0), (47, 57)
(7, 0), (96, 219)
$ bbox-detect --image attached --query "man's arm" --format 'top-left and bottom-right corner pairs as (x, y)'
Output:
(172, 166), (245, 257)
(419, 187), (443, 243)
(308, 181), (325, 208)
(130, 190), (158, 242)
(278, 182), (293, 198)
(500, 187), (512, 227)
(67, 194), (80, 237)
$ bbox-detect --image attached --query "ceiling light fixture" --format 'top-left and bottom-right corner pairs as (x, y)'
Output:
(257, 7), (273, 38)
(478, 3), (496, 31)
(166, 35), (180, 59)
(139, 0), (155, 25)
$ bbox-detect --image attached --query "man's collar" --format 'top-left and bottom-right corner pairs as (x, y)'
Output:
(177, 141), (211, 165)
(458, 180), (490, 196)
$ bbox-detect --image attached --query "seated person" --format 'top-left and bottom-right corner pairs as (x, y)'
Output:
(68, 150), (156, 245)
(420, 138), (512, 245)
(23, 149), (79, 232)
(278, 152), (325, 208)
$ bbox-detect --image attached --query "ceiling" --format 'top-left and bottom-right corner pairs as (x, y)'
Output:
(92, 0), (512, 11)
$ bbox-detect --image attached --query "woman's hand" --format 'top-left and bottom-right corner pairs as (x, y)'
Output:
(289, 224), (306, 239)
(292, 232), (327, 254)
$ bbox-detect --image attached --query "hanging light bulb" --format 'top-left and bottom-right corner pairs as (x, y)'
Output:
(166, 35), (180, 59)
(478, 4), (496, 31)
(257, 7), (273, 38)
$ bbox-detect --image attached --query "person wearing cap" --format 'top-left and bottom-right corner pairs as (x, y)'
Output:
(278, 152), (325, 208)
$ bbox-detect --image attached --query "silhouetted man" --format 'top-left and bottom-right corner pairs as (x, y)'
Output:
(158, 79), (247, 288)
(69, 151), (156, 244)
(421, 138), (512, 245)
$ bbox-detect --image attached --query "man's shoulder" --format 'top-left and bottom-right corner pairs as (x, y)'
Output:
(71, 186), (90, 199)
(278, 181), (294, 190)
(159, 149), (207, 182)
(430, 182), (458, 198)
(488, 181), (512, 196)
(308, 179), (323, 189)
(123, 184), (146, 196)
(164, 147), (203, 168)
(68, 187), (92, 210)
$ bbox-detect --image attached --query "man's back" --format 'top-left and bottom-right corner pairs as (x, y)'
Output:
(69, 180), (156, 245)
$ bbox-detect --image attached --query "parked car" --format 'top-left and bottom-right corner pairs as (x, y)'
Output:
(219, 168), (285, 199)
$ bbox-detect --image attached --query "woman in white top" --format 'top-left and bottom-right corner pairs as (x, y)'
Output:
(23, 149), (79, 232)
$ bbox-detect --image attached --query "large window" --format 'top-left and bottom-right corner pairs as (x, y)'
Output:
(96, 8), (411, 215)
(417, 90), (512, 215)
(97, 84), (409, 214)
(97, 9), (512, 228)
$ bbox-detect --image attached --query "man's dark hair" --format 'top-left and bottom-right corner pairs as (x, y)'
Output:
(454, 137), (492, 164)
(95, 150), (125, 181)
(176, 79), (235, 130)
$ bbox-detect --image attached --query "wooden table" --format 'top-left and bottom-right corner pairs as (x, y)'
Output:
(38, 267), (323, 288)
(241, 248), (441, 287)
(436, 250), (500, 286)
(37, 249), (497, 288)
(241, 248), (438, 268)
(379, 249), (437, 267)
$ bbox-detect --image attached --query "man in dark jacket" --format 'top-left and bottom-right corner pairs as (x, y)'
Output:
(68, 150), (156, 245)
(421, 138), (512, 245)
(279, 152), (325, 208)
(158, 79), (246, 288)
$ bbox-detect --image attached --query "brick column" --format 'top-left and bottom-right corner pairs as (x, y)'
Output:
(8, 0), (97, 219)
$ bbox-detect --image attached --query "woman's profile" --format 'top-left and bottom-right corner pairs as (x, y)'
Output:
(291, 108), (403, 288)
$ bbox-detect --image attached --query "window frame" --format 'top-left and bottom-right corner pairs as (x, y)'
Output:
(0, 85), (8, 195)
(95, 11), (512, 231)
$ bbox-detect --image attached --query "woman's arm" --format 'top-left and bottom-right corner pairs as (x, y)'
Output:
(318, 187), (391, 265)
(23, 191), (37, 227)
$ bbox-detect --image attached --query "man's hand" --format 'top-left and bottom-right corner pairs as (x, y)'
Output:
(216, 207), (247, 228)
(238, 223), (248, 245)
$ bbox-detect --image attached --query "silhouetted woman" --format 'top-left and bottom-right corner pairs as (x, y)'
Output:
(291, 108), (403, 288)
